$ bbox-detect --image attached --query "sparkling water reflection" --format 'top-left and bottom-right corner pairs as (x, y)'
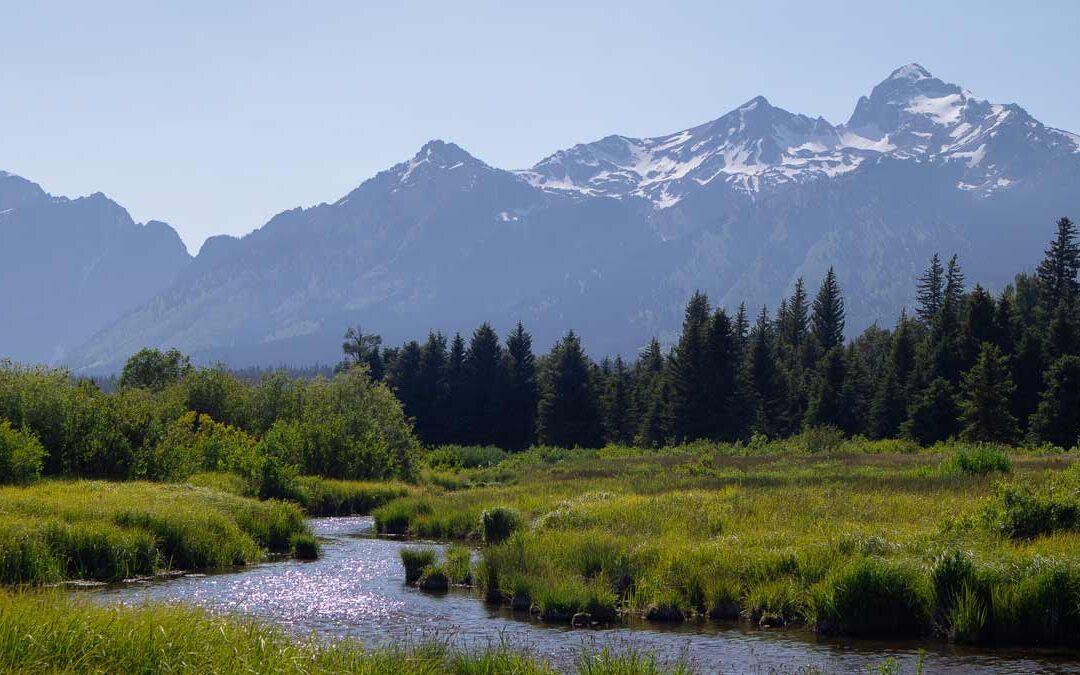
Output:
(87, 517), (1080, 673)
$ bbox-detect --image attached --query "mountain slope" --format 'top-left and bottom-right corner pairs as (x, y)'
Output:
(0, 173), (192, 364)
(68, 65), (1080, 371)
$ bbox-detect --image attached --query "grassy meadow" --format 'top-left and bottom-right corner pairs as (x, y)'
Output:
(0, 480), (311, 584)
(381, 435), (1080, 646)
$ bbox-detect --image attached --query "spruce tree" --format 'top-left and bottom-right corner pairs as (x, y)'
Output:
(869, 314), (917, 438)
(463, 323), (504, 445)
(916, 254), (945, 325)
(387, 340), (424, 423)
(734, 303), (750, 355)
(959, 343), (1018, 443)
(537, 331), (602, 448)
(1012, 328), (1045, 431)
(805, 347), (847, 430)
(746, 307), (786, 438)
(840, 344), (872, 436)
(903, 378), (960, 445)
(706, 309), (740, 440)
(602, 355), (635, 445)
(502, 322), (538, 450)
(960, 285), (997, 370)
(1043, 300), (1080, 362)
(415, 332), (449, 444)
(812, 267), (845, 352)
(669, 292), (713, 442)
(1029, 355), (1080, 449)
(445, 332), (467, 443)
(1036, 216), (1080, 313)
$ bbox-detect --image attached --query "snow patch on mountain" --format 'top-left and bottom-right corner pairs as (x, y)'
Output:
(518, 64), (1080, 208)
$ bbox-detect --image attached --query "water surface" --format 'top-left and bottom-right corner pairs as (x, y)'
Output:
(88, 517), (1080, 673)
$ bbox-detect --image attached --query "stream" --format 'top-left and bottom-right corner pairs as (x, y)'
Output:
(85, 517), (1080, 673)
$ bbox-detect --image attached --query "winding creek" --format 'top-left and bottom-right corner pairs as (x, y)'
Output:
(83, 517), (1080, 673)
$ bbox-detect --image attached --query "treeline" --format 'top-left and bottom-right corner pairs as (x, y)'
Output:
(372, 217), (1080, 450)
(0, 356), (418, 486)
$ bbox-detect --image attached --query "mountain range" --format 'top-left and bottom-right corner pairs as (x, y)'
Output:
(3, 64), (1078, 371)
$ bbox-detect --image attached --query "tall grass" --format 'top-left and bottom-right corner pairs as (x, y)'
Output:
(378, 442), (1080, 645)
(0, 480), (311, 583)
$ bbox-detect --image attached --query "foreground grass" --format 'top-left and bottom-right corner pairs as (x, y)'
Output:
(0, 480), (310, 584)
(376, 438), (1080, 646)
(0, 591), (688, 675)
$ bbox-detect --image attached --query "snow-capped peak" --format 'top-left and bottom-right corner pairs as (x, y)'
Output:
(516, 64), (1080, 206)
(887, 63), (933, 82)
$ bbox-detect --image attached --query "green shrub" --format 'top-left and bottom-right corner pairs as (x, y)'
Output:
(401, 547), (437, 585)
(425, 445), (507, 470)
(943, 445), (1012, 475)
(481, 507), (521, 544)
(791, 425), (846, 454)
(0, 420), (45, 484)
(289, 533), (320, 560)
(988, 564), (1080, 645)
(980, 481), (1080, 539)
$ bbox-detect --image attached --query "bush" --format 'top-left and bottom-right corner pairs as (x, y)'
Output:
(0, 420), (44, 484)
(425, 445), (507, 470)
(980, 481), (1080, 539)
(791, 426), (845, 454)
(943, 445), (1012, 476)
(481, 507), (521, 544)
(400, 547), (437, 585)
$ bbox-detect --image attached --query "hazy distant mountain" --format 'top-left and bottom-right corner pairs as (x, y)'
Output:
(66, 64), (1080, 371)
(0, 172), (191, 364)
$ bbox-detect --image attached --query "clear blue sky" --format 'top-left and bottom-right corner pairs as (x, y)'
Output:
(3, 1), (1077, 253)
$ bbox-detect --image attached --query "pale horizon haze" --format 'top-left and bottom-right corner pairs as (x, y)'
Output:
(2, 1), (1078, 253)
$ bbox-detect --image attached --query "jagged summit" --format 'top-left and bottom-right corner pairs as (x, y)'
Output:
(887, 63), (933, 82)
(517, 63), (1079, 204)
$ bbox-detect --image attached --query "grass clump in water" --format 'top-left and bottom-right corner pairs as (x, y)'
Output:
(290, 533), (320, 560)
(400, 547), (437, 585)
(811, 557), (932, 637)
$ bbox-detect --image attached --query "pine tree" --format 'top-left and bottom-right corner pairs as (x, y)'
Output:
(840, 344), (872, 436)
(387, 340), (424, 423)
(1029, 355), (1080, 449)
(734, 303), (750, 355)
(537, 331), (602, 448)
(812, 267), (845, 352)
(916, 254), (945, 325)
(444, 333), (467, 443)
(463, 323), (504, 445)
(960, 285), (998, 370)
(1043, 299), (1080, 362)
(502, 322), (538, 450)
(415, 332), (449, 444)
(636, 379), (671, 448)
(746, 307), (786, 438)
(1036, 216), (1080, 313)
(959, 343), (1018, 443)
(994, 288), (1016, 356)
(903, 378), (960, 445)
(602, 355), (635, 444)
(1012, 327), (1045, 431)
(869, 314), (917, 438)
(805, 347), (847, 430)
(669, 292), (713, 442)
(706, 309), (740, 440)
